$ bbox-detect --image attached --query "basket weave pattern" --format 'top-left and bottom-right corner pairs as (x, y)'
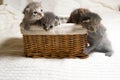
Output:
(23, 34), (88, 58)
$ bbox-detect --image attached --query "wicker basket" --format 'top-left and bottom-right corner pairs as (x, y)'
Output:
(21, 24), (88, 59)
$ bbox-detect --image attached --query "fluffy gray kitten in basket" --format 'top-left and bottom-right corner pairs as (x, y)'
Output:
(21, 2), (44, 30)
(67, 8), (113, 57)
(38, 13), (69, 31)
(38, 12), (60, 31)
(21, 2), (60, 31)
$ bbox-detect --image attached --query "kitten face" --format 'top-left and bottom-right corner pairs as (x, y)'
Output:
(67, 8), (90, 23)
(80, 13), (101, 32)
(43, 16), (60, 31)
(30, 7), (44, 21)
(23, 2), (44, 22)
(81, 17), (94, 31)
(40, 12), (60, 31)
(67, 8), (102, 32)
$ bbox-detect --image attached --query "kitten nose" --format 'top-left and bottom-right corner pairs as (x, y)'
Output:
(38, 13), (42, 16)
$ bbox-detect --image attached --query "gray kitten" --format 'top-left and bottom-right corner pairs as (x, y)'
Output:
(38, 12), (60, 31)
(67, 8), (113, 57)
(21, 2), (44, 30)
(21, 2), (60, 31)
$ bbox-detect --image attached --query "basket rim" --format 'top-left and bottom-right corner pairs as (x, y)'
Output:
(20, 23), (87, 35)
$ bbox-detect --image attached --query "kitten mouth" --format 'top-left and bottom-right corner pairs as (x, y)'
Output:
(39, 17), (43, 19)
(44, 27), (49, 31)
(38, 13), (44, 18)
(44, 26), (53, 31)
(38, 15), (44, 19)
(38, 13), (42, 16)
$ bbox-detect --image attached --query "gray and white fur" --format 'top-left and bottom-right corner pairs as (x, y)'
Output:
(38, 12), (60, 31)
(21, 2), (44, 30)
(67, 9), (113, 57)
(21, 2), (61, 31)
(38, 13), (69, 31)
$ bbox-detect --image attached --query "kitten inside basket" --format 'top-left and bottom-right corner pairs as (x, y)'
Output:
(21, 2), (85, 34)
(21, 2), (68, 31)
(20, 2), (89, 59)
(20, 2), (113, 58)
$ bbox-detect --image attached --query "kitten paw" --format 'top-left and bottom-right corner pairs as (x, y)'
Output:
(83, 48), (91, 55)
(105, 51), (113, 57)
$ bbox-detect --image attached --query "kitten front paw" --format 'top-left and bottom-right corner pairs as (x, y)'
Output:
(83, 48), (91, 55)
(105, 51), (113, 57)
(24, 26), (30, 30)
(24, 23), (30, 30)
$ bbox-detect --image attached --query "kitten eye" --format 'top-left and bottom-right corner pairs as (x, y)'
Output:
(41, 9), (43, 12)
(50, 26), (53, 28)
(43, 23), (46, 27)
(33, 11), (38, 15)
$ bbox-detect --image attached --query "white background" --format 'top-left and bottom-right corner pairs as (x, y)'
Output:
(0, 0), (120, 80)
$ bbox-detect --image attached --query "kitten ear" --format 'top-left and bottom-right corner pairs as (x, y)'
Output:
(23, 7), (30, 15)
(37, 1), (42, 6)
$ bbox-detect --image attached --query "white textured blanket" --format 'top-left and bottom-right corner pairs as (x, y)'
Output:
(0, 0), (120, 80)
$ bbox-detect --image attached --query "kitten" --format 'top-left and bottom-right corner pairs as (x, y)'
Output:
(21, 2), (60, 31)
(38, 12), (60, 31)
(67, 8), (113, 57)
(21, 2), (44, 30)
(67, 8), (90, 23)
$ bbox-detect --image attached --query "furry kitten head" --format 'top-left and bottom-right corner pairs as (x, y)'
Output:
(40, 12), (60, 31)
(80, 12), (102, 32)
(67, 8), (90, 23)
(67, 8), (102, 32)
(23, 2), (44, 22)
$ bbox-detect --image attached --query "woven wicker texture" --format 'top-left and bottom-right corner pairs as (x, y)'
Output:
(23, 34), (88, 59)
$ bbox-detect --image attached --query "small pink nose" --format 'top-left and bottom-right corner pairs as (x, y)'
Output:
(38, 13), (42, 16)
